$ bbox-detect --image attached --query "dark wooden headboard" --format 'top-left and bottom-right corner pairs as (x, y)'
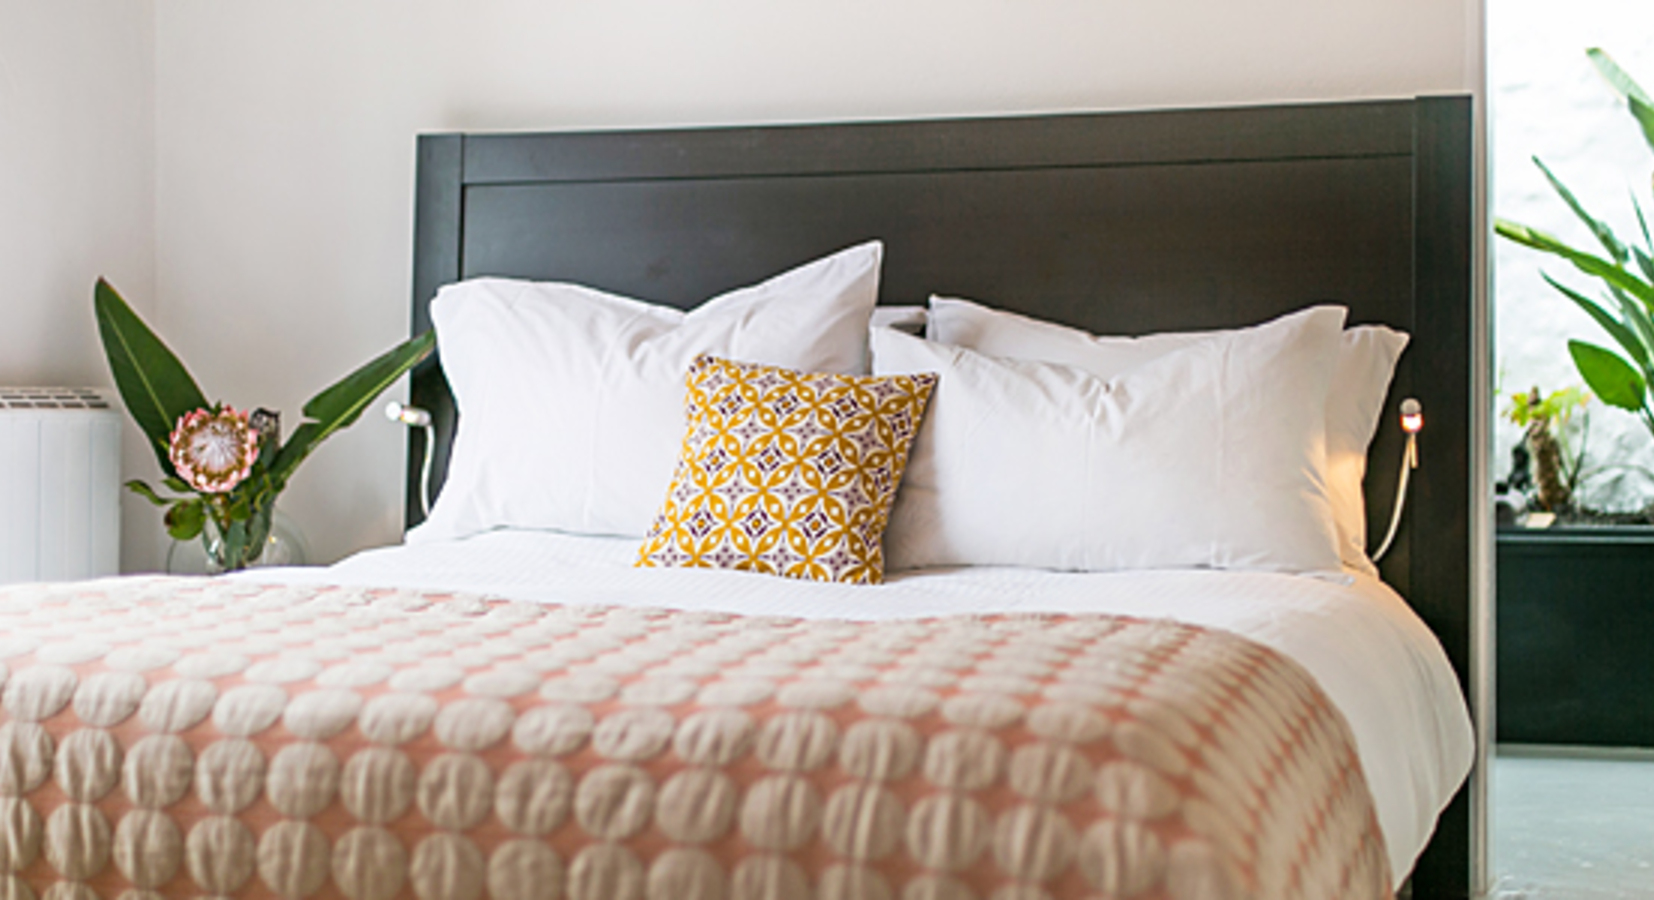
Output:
(408, 97), (1475, 897)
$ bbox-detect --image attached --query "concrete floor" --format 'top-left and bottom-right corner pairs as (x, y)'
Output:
(1491, 747), (1654, 898)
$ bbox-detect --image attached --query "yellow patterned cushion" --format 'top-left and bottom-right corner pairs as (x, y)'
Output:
(637, 355), (937, 584)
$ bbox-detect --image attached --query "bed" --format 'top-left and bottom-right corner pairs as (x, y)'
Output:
(0, 98), (1477, 900)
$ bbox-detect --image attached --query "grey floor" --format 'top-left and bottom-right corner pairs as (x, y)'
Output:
(1492, 747), (1654, 898)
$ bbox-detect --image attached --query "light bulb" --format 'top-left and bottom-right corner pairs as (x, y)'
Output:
(385, 401), (432, 427)
(1400, 398), (1423, 435)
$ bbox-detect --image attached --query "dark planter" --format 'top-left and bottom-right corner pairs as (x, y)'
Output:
(1497, 526), (1654, 746)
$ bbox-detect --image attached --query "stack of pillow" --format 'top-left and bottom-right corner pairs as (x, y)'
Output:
(411, 241), (1406, 585)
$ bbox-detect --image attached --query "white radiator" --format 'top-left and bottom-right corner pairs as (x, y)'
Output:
(0, 388), (122, 584)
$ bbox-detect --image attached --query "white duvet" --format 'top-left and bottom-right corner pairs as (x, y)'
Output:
(244, 528), (1474, 884)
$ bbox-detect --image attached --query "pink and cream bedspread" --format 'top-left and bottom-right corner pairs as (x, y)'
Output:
(0, 577), (1390, 900)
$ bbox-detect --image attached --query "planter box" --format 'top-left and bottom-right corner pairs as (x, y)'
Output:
(1497, 527), (1654, 746)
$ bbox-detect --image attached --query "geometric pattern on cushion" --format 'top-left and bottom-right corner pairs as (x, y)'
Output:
(637, 355), (937, 584)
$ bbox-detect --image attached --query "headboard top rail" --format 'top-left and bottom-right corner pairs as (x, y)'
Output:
(453, 99), (1420, 186)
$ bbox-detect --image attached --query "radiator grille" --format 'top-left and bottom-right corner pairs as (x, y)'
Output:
(0, 387), (112, 410)
(0, 389), (122, 583)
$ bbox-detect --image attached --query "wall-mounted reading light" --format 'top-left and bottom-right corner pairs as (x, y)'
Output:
(385, 401), (435, 519)
(1372, 397), (1423, 564)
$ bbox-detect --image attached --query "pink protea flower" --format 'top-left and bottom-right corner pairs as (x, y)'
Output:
(169, 406), (259, 493)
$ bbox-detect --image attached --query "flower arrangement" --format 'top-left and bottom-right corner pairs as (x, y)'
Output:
(170, 407), (261, 494)
(94, 279), (434, 571)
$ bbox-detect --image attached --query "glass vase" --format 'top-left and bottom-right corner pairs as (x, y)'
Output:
(166, 506), (310, 575)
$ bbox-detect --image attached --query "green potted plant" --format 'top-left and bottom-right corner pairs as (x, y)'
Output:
(1501, 385), (1592, 523)
(1494, 49), (1654, 746)
(96, 279), (434, 572)
(1497, 49), (1654, 442)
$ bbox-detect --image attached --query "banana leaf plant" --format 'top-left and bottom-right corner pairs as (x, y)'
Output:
(1496, 48), (1654, 441)
(95, 279), (434, 571)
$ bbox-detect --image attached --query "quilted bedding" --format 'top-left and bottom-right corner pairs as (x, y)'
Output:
(0, 577), (1390, 900)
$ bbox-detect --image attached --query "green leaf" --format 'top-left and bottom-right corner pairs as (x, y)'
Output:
(270, 423), (322, 490)
(1496, 220), (1654, 309)
(214, 502), (273, 570)
(1591, 48), (1654, 106)
(125, 480), (170, 507)
(1634, 244), (1654, 288)
(226, 491), (251, 523)
(1534, 157), (1628, 264)
(1570, 339), (1648, 412)
(164, 500), (206, 541)
(1543, 273), (1653, 372)
(1504, 390), (1536, 428)
(1631, 193), (1653, 262)
(220, 522), (247, 570)
(1606, 283), (1654, 377)
(268, 331), (436, 486)
(1589, 48), (1654, 155)
(243, 508), (274, 565)
(163, 476), (191, 493)
(257, 433), (279, 469)
(94, 279), (209, 476)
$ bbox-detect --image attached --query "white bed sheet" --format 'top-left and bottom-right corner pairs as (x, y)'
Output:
(243, 528), (1474, 884)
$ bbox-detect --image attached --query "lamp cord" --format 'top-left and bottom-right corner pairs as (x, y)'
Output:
(1371, 432), (1417, 564)
(386, 402), (437, 521)
(417, 423), (435, 519)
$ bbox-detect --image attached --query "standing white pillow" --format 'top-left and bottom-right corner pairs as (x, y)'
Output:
(412, 241), (883, 543)
(875, 305), (1348, 573)
(927, 296), (1407, 574)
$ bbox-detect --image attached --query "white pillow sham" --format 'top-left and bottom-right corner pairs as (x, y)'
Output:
(927, 296), (1408, 573)
(874, 305), (1348, 574)
(411, 241), (883, 543)
(870, 305), (927, 334)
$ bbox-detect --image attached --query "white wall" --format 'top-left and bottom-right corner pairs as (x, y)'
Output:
(142, 0), (1482, 569)
(0, 0), (156, 568)
(1491, 0), (1654, 512)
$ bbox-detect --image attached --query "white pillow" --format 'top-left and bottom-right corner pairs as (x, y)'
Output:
(870, 305), (927, 334)
(927, 296), (1408, 574)
(411, 241), (883, 543)
(874, 305), (1348, 574)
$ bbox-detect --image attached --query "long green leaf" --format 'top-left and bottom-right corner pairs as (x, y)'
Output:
(1634, 244), (1654, 287)
(1589, 48), (1654, 155)
(1631, 194), (1654, 284)
(1541, 272), (1652, 372)
(1609, 283), (1654, 379)
(268, 331), (436, 486)
(221, 519), (247, 569)
(94, 279), (209, 475)
(1570, 339), (1648, 412)
(1496, 220), (1654, 308)
(1624, 99), (1654, 157)
(271, 423), (323, 490)
(1591, 48), (1654, 105)
(1534, 157), (1628, 264)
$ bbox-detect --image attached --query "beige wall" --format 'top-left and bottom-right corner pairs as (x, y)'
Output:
(0, 0), (156, 568)
(119, 0), (1482, 567)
